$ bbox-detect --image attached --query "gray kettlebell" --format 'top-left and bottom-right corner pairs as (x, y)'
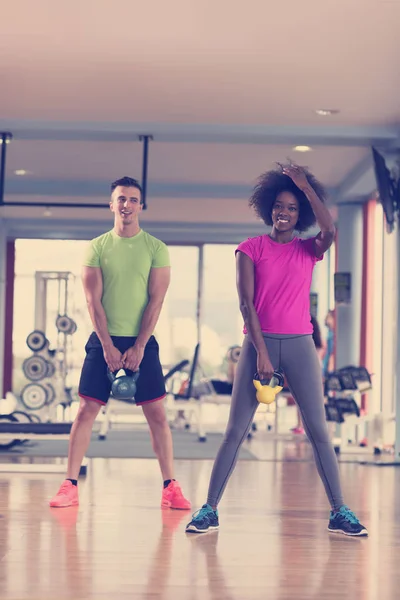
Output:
(107, 369), (140, 401)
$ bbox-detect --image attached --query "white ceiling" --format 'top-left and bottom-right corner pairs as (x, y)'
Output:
(5, 140), (368, 186)
(1, 0), (400, 235)
(2, 0), (400, 126)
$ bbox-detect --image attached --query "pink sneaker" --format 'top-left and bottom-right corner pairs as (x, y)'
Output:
(161, 480), (191, 510)
(49, 480), (79, 508)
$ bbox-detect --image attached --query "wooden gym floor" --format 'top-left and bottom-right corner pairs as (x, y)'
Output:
(0, 452), (399, 600)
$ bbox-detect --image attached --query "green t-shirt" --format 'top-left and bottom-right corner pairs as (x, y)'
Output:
(83, 229), (170, 336)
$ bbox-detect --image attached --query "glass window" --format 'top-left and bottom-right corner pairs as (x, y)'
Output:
(156, 246), (199, 368)
(311, 249), (331, 325)
(13, 239), (93, 394)
(13, 241), (200, 393)
(201, 244), (243, 378)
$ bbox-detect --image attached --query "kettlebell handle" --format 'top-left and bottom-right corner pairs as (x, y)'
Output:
(107, 368), (140, 382)
(253, 370), (284, 388)
(253, 372), (269, 386)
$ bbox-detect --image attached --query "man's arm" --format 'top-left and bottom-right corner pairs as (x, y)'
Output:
(135, 266), (171, 349)
(82, 266), (123, 372)
(82, 266), (113, 350)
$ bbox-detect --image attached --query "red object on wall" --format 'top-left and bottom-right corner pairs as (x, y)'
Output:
(360, 199), (376, 413)
(2, 240), (15, 397)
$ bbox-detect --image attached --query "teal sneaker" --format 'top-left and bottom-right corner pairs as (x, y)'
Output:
(328, 506), (368, 537)
(185, 504), (219, 533)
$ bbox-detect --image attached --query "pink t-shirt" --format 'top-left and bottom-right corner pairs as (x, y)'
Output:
(236, 235), (323, 335)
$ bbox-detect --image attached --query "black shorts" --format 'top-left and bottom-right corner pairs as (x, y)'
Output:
(78, 332), (166, 405)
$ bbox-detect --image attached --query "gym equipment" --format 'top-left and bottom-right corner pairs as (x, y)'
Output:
(324, 365), (382, 455)
(0, 410), (42, 449)
(26, 330), (47, 352)
(30, 271), (79, 420)
(7, 411), (42, 446)
(164, 360), (190, 379)
(338, 366), (372, 393)
(11, 410), (34, 423)
(325, 400), (345, 424)
(21, 325), (58, 419)
(165, 344), (208, 442)
(29, 414), (41, 423)
(336, 397), (360, 418)
(56, 314), (76, 335)
(0, 421), (71, 434)
(0, 418), (88, 475)
(20, 382), (48, 411)
(0, 414), (20, 449)
(43, 381), (56, 405)
(227, 345), (241, 363)
(253, 370), (284, 405)
(227, 345), (241, 384)
(22, 355), (49, 381)
(107, 369), (140, 401)
(46, 360), (56, 378)
(325, 398), (361, 424)
(99, 359), (193, 441)
(325, 366), (373, 397)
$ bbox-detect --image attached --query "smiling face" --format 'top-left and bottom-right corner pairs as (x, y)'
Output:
(271, 191), (300, 232)
(110, 185), (142, 225)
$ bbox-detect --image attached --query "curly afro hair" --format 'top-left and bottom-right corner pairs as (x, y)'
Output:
(249, 165), (327, 232)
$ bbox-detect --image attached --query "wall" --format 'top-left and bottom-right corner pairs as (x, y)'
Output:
(335, 204), (363, 368)
(0, 219), (6, 397)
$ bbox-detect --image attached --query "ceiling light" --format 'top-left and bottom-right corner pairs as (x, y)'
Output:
(14, 169), (29, 176)
(43, 207), (52, 217)
(315, 109), (340, 116)
(293, 145), (312, 153)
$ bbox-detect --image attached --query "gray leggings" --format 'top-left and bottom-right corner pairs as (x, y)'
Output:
(207, 333), (344, 510)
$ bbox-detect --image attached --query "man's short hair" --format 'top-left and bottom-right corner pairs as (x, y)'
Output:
(111, 177), (143, 197)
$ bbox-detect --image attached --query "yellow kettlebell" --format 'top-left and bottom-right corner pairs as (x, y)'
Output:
(253, 370), (284, 404)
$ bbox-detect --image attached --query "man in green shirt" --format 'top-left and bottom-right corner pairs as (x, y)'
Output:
(49, 176), (191, 511)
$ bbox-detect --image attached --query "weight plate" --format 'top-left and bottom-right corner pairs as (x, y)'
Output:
(20, 383), (48, 411)
(228, 346), (241, 363)
(43, 382), (56, 405)
(26, 330), (47, 353)
(22, 355), (48, 382)
(11, 410), (33, 423)
(46, 360), (56, 378)
(56, 314), (73, 334)
(0, 413), (20, 450)
(69, 320), (77, 334)
(29, 414), (41, 423)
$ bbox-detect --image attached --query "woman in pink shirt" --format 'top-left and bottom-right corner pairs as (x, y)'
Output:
(186, 163), (367, 537)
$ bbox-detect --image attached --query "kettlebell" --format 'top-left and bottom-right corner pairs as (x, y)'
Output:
(107, 368), (140, 401)
(253, 370), (284, 405)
